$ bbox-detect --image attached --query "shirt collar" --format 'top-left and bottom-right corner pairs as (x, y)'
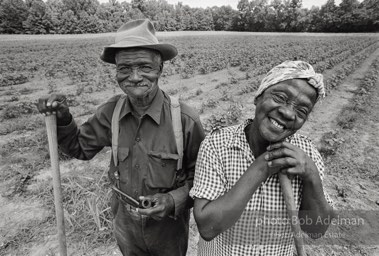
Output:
(227, 119), (253, 150)
(118, 89), (164, 125)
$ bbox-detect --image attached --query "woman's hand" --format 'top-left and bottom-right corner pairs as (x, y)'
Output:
(265, 141), (318, 181)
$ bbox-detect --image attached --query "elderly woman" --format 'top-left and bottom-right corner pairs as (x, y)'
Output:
(190, 61), (334, 256)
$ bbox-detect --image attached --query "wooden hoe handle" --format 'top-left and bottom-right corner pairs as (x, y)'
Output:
(279, 173), (305, 256)
(45, 115), (67, 256)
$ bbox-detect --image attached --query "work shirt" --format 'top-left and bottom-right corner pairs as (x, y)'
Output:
(190, 119), (332, 256)
(57, 89), (205, 217)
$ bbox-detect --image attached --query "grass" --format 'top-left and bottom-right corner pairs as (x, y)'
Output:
(1, 156), (115, 255)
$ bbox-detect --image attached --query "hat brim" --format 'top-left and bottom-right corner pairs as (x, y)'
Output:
(100, 43), (178, 64)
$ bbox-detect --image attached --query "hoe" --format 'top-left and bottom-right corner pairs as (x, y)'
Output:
(45, 114), (67, 256)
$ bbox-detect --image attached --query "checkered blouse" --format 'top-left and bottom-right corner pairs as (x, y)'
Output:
(190, 119), (332, 256)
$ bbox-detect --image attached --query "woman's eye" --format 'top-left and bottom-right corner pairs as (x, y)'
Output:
(272, 94), (286, 103)
(296, 108), (308, 118)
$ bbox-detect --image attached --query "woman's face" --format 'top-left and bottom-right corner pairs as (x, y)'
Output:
(254, 78), (318, 143)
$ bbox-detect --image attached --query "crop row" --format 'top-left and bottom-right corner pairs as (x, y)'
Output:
(169, 36), (378, 79)
(319, 56), (379, 158)
(1, 35), (378, 88)
(325, 43), (378, 92)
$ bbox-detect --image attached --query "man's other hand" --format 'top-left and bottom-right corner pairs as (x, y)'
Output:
(137, 193), (175, 220)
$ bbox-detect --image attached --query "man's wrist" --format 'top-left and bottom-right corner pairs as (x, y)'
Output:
(57, 113), (72, 126)
(166, 193), (176, 218)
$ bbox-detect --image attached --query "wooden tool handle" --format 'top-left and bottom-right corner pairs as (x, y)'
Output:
(45, 114), (67, 256)
(279, 173), (305, 256)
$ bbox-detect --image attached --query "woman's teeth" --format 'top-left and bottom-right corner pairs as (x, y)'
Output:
(270, 118), (284, 129)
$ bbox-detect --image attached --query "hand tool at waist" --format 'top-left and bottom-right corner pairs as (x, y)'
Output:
(111, 185), (156, 209)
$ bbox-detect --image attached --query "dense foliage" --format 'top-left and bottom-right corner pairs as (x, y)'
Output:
(0, 0), (377, 34)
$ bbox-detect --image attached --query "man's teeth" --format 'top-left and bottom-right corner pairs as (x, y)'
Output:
(270, 119), (284, 129)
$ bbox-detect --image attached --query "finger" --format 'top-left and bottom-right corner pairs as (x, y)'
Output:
(268, 157), (297, 169)
(266, 147), (295, 161)
(279, 141), (302, 152)
(267, 142), (284, 151)
(280, 168), (295, 179)
(284, 167), (303, 178)
(48, 96), (64, 110)
(139, 195), (154, 201)
(46, 95), (56, 107)
(137, 204), (163, 216)
(37, 97), (48, 113)
(55, 95), (67, 108)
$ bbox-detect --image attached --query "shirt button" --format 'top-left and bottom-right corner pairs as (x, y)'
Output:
(135, 164), (140, 169)
(134, 190), (138, 196)
(135, 137), (141, 142)
(161, 162), (166, 167)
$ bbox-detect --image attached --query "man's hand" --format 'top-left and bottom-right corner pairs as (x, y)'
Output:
(265, 141), (317, 181)
(37, 94), (71, 123)
(137, 193), (175, 220)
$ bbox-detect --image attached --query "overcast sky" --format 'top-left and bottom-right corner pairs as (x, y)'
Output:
(98, 0), (344, 10)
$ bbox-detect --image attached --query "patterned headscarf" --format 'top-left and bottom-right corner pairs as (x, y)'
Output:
(255, 60), (325, 103)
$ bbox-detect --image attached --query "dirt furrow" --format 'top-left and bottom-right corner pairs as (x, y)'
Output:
(300, 47), (379, 146)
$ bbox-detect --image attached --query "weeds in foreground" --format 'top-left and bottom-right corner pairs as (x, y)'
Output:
(204, 103), (243, 132)
(30, 167), (115, 250)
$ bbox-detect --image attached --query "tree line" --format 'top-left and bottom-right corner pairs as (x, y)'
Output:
(0, 0), (377, 34)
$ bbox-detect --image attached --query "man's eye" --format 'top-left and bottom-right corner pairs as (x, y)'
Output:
(140, 66), (154, 72)
(118, 67), (131, 72)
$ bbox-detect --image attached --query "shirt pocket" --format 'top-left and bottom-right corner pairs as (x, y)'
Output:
(147, 151), (179, 189)
(116, 147), (130, 184)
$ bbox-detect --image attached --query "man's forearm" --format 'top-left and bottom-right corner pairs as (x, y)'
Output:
(57, 116), (105, 160)
(168, 183), (192, 217)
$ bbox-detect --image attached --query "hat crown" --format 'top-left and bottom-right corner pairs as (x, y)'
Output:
(115, 19), (159, 45)
(100, 19), (178, 64)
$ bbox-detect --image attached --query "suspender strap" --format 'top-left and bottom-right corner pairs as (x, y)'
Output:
(170, 96), (183, 171)
(111, 95), (126, 167)
(111, 94), (183, 170)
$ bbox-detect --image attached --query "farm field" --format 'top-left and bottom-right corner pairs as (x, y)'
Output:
(1, 31), (379, 256)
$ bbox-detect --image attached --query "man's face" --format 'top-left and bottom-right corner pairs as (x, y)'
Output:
(115, 48), (162, 99)
(254, 79), (317, 143)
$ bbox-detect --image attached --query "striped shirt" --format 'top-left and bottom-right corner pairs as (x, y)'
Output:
(190, 119), (331, 256)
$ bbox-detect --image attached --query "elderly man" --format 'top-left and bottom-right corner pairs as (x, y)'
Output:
(190, 61), (334, 255)
(38, 19), (205, 256)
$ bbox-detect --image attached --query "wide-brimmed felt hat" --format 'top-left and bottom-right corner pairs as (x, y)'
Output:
(100, 19), (177, 64)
